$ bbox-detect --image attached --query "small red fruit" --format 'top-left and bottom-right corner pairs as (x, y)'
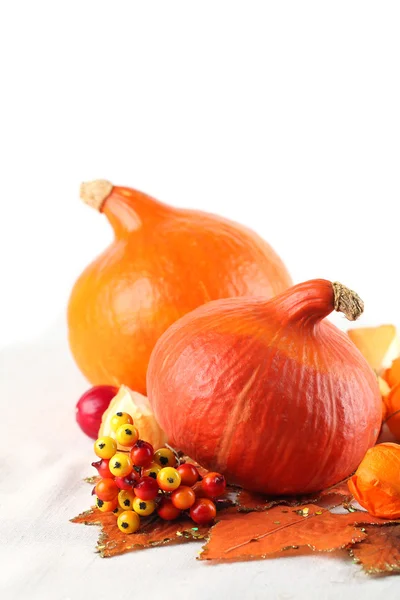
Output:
(201, 472), (226, 498)
(157, 498), (181, 521)
(134, 476), (159, 501)
(130, 440), (154, 467)
(171, 486), (196, 510)
(114, 471), (139, 490)
(190, 498), (216, 524)
(125, 471), (140, 485)
(94, 478), (119, 502)
(76, 385), (117, 439)
(177, 463), (200, 487)
(91, 459), (113, 479)
(191, 481), (207, 499)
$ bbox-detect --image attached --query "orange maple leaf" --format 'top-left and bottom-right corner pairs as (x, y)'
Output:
(236, 479), (352, 512)
(72, 486), (400, 574)
(200, 504), (392, 562)
(350, 525), (400, 575)
(71, 508), (209, 557)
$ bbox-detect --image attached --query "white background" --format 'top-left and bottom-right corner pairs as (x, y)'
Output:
(1, 2), (400, 599)
(1, 1), (400, 348)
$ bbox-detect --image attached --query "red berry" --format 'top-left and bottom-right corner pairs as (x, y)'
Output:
(91, 459), (113, 479)
(157, 498), (181, 521)
(191, 481), (207, 499)
(134, 476), (159, 501)
(114, 477), (132, 491)
(114, 472), (139, 490)
(130, 440), (154, 467)
(177, 463), (200, 487)
(201, 472), (226, 498)
(171, 486), (196, 510)
(190, 498), (216, 524)
(76, 385), (117, 439)
(94, 478), (119, 502)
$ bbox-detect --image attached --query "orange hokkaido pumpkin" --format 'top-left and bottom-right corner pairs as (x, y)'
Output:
(147, 279), (381, 495)
(68, 181), (291, 393)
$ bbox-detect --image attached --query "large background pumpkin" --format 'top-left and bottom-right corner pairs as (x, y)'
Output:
(68, 180), (291, 393)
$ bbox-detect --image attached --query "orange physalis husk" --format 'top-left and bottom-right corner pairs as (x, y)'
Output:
(384, 357), (400, 388)
(378, 376), (391, 422)
(348, 443), (400, 519)
(199, 504), (391, 562)
(385, 384), (400, 441)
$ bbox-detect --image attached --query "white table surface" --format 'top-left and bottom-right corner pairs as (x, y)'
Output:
(1, 320), (399, 600)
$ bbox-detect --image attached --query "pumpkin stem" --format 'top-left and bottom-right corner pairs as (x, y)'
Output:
(332, 282), (364, 321)
(80, 180), (114, 211)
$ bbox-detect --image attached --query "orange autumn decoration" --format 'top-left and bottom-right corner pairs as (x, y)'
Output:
(71, 508), (209, 557)
(378, 376), (391, 422)
(68, 181), (291, 393)
(384, 357), (400, 388)
(73, 484), (400, 574)
(148, 279), (381, 495)
(348, 443), (400, 519)
(199, 505), (386, 562)
(385, 384), (400, 441)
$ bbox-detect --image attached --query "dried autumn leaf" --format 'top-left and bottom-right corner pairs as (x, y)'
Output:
(236, 489), (277, 511)
(236, 479), (352, 512)
(83, 475), (99, 485)
(350, 525), (400, 575)
(71, 508), (209, 557)
(320, 479), (354, 499)
(200, 504), (389, 562)
(72, 508), (115, 527)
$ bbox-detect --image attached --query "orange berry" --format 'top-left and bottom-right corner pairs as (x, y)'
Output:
(171, 486), (196, 510)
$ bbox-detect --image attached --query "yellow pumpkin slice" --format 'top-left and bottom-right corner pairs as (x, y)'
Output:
(99, 385), (167, 451)
(348, 324), (400, 373)
(378, 376), (391, 399)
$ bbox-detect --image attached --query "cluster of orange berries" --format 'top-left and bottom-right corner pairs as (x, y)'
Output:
(92, 411), (226, 534)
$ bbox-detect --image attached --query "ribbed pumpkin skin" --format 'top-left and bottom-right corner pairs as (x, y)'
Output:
(147, 280), (381, 495)
(68, 185), (291, 394)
